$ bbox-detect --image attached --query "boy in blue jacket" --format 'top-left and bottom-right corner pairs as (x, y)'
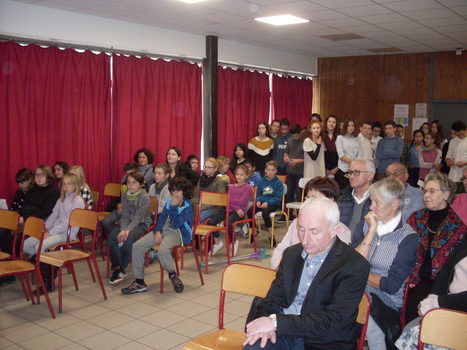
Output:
(121, 177), (194, 295)
(247, 160), (283, 247)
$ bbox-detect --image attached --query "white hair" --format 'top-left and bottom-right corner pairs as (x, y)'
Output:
(370, 177), (405, 211)
(300, 196), (340, 229)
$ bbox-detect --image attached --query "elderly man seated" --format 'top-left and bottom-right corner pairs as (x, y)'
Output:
(385, 162), (424, 222)
(244, 197), (370, 350)
(353, 178), (418, 350)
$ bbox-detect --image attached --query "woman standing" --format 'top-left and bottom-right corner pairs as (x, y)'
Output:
(248, 122), (274, 175)
(302, 120), (326, 179)
(335, 119), (361, 189)
(323, 115), (339, 178)
(405, 171), (466, 323)
(418, 133), (441, 181)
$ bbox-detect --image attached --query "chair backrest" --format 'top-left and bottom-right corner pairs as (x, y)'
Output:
(356, 293), (371, 350)
(418, 308), (467, 350)
(298, 177), (311, 202)
(219, 263), (276, 329)
(21, 217), (45, 259)
(0, 209), (19, 231)
(199, 191), (229, 207)
(276, 175), (287, 211)
(69, 209), (98, 231)
(103, 183), (121, 198)
(149, 196), (159, 213)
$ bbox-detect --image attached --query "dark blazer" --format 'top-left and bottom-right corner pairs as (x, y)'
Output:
(255, 238), (370, 350)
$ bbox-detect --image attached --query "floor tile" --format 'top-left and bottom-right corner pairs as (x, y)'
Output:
(139, 309), (185, 328)
(1, 322), (48, 343)
(114, 302), (160, 318)
(56, 320), (106, 341)
(111, 319), (159, 340)
(139, 329), (189, 350)
(166, 301), (210, 318)
(87, 310), (134, 330)
(166, 318), (215, 338)
(18, 331), (72, 350)
(79, 330), (131, 350)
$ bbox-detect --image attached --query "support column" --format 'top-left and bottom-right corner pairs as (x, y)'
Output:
(202, 35), (218, 158)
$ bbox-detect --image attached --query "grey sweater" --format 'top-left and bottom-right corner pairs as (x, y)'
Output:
(120, 191), (152, 231)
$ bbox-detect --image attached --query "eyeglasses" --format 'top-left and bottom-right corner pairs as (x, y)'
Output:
(385, 171), (406, 177)
(421, 188), (443, 195)
(34, 173), (46, 178)
(344, 170), (370, 178)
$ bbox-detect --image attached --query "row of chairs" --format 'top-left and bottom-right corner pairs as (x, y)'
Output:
(0, 208), (107, 318)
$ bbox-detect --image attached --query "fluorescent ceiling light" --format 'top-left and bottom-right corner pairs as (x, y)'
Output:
(255, 14), (309, 26)
(177, 0), (207, 3)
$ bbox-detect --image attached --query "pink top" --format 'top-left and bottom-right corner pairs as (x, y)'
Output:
(419, 147), (441, 180)
(451, 193), (467, 225)
(228, 183), (252, 213)
(270, 218), (351, 270)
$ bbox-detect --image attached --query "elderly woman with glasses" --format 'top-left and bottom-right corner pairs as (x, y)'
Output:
(353, 178), (419, 350)
(405, 171), (466, 323)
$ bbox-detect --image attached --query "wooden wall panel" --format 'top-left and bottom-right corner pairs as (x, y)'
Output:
(433, 52), (467, 100)
(314, 53), (430, 135)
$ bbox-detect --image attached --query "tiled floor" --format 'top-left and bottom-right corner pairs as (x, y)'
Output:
(0, 225), (287, 350)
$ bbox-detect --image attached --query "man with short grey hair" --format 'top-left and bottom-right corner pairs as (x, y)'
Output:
(337, 159), (375, 243)
(244, 197), (370, 350)
(385, 162), (424, 222)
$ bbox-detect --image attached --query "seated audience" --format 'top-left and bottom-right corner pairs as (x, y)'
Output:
(244, 159), (262, 188)
(244, 197), (370, 350)
(375, 121), (404, 180)
(165, 147), (189, 180)
(217, 155), (235, 184)
(107, 171), (151, 285)
(337, 159), (374, 241)
(68, 165), (93, 209)
(385, 162), (425, 222)
(53, 161), (69, 187)
(133, 148), (155, 187)
(419, 132), (441, 181)
(148, 163), (171, 216)
(121, 177), (193, 294)
(335, 119), (361, 189)
(247, 160), (283, 247)
(271, 177), (350, 270)
(24, 173), (84, 256)
(451, 168), (467, 223)
(184, 154), (201, 187)
(405, 171), (466, 323)
(395, 235), (467, 350)
(353, 178), (418, 349)
(248, 121), (274, 175)
(230, 143), (249, 172)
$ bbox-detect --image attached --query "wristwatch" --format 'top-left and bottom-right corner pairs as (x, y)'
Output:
(269, 314), (277, 330)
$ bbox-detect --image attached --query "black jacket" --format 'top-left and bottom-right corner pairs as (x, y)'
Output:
(255, 239), (370, 350)
(337, 186), (371, 240)
(20, 185), (59, 219)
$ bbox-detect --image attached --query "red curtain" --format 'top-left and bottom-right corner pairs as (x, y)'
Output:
(0, 41), (111, 201)
(272, 74), (312, 127)
(112, 55), (202, 181)
(217, 67), (270, 157)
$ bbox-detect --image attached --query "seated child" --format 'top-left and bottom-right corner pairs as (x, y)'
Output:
(107, 171), (152, 285)
(68, 165), (93, 209)
(24, 173), (85, 256)
(121, 177), (194, 294)
(148, 163), (171, 216)
(184, 154), (201, 187)
(244, 159), (262, 188)
(247, 160), (283, 247)
(217, 155), (236, 184)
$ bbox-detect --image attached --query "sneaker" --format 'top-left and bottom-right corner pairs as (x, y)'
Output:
(169, 273), (184, 293)
(233, 240), (239, 257)
(121, 280), (148, 294)
(212, 240), (224, 255)
(109, 269), (126, 285)
(241, 224), (249, 239)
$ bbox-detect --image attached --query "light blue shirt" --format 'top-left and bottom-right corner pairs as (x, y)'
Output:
(403, 184), (425, 223)
(283, 243), (333, 315)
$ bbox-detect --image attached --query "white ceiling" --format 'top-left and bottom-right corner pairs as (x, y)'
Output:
(11, 0), (467, 57)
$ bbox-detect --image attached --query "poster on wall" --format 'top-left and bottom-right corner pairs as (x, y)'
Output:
(413, 117), (428, 132)
(415, 103), (427, 118)
(394, 104), (409, 126)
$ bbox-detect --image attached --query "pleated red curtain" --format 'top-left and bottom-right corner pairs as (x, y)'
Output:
(217, 67), (270, 157)
(0, 41), (111, 200)
(112, 55), (202, 181)
(272, 74), (312, 127)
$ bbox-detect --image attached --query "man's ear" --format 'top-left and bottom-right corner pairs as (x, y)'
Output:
(330, 224), (339, 239)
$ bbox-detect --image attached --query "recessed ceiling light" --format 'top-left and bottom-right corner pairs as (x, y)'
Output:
(177, 0), (207, 3)
(255, 14), (309, 26)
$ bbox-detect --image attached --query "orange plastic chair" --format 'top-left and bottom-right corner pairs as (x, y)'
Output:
(194, 191), (230, 273)
(184, 263), (276, 350)
(40, 209), (107, 313)
(356, 293), (370, 350)
(255, 175), (289, 247)
(0, 209), (20, 260)
(0, 217), (56, 318)
(418, 308), (467, 350)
